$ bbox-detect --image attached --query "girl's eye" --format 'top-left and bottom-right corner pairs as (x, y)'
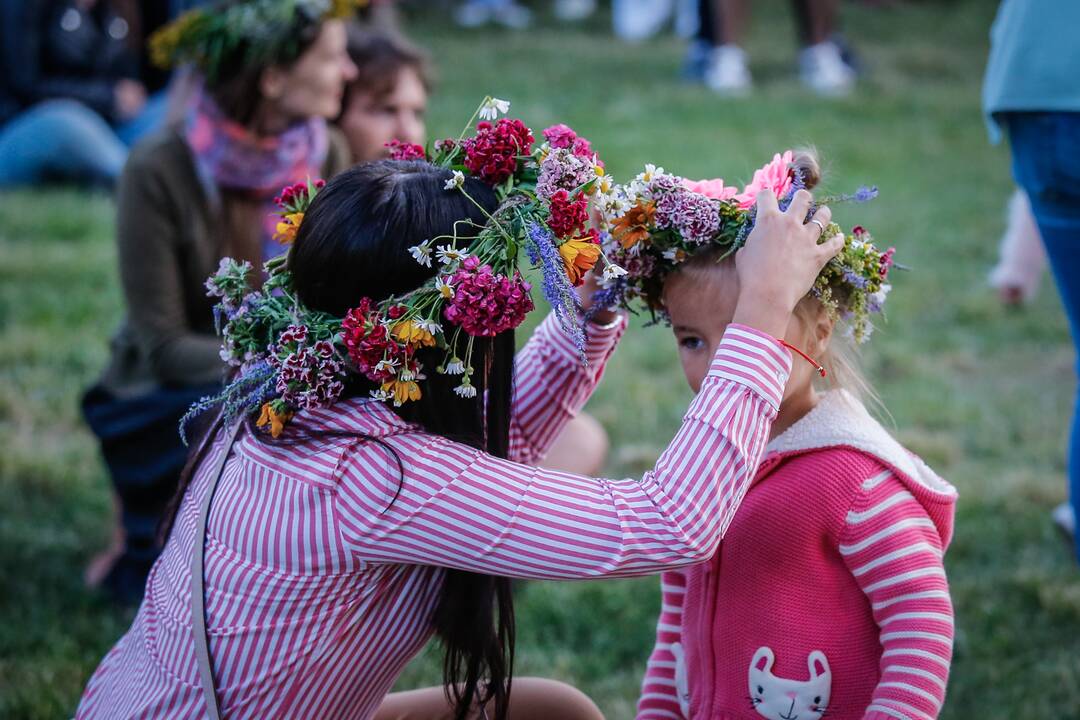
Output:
(679, 336), (705, 351)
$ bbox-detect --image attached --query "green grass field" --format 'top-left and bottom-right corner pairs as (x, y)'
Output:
(2, 1), (1079, 717)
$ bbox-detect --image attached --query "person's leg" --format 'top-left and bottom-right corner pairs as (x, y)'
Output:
(795, 0), (853, 96)
(1009, 111), (1080, 562)
(704, 0), (751, 95)
(374, 677), (604, 720)
(0, 100), (127, 187)
(540, 412), (610, 477)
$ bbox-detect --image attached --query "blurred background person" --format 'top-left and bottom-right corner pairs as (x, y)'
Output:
(336, 25), (611, 475)
(687, 0), (857, 96)
(984, 0), (1080, 556)
(0, 0), (166, 188)
(453, 0), (599, 30)
(989, 189), (1046, 307)
(81, 0), (357, 604)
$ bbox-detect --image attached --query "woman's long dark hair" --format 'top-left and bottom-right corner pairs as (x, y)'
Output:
(167, 161), (517, 720)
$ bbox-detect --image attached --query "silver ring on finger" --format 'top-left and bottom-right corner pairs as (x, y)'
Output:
(809, 218), (826, 235)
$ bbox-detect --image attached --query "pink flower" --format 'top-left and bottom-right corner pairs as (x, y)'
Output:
(543, 124), (578, 150)
(443, 260), (535, 337)
(736, 150), (796, 209)
(682, 177), (740, 202)
(386, 139), (426, 161)
(879, 247), (896, 278)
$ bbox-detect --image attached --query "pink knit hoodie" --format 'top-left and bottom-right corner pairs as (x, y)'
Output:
(637, 390), (958, 720)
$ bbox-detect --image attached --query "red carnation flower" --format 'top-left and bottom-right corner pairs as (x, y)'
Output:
(443, 260), (534, 337)
(386, 139), (426, 161)
(462, 119), (534, 185)
(546, 189), (589, 238)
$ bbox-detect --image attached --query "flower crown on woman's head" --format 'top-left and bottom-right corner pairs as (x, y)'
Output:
(592, 150), (895, 344)
(150, 0), (365, 80)
(184, 97), (625, 440)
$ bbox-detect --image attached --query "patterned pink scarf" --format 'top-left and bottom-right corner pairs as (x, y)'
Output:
(185, 91), (328, 262)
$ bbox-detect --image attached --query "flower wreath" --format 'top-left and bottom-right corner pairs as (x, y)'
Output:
(592, 150), (896, 344)
(183, 97), (624, 440)
(149, 0), (365, 80)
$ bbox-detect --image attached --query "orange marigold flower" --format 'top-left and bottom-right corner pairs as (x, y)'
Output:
(274, 212), (304, 245)
(392, 320), (436, 347)
(256, 402), (294, 438)
(612, 201), (655, 249)
(381, 379), (422, 406)
(558, 237), (601, 287)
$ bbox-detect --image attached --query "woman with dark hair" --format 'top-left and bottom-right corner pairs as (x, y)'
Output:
(336, 27), (611, 477)
(77, 144), (841, 718)
(80, 0), (358, 604)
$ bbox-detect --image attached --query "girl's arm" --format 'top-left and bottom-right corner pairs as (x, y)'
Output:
(507, 312), (625, 466)
(636, 571), (689, 720)
(838, 472), (954, 720)
(332, 324), (789, 579)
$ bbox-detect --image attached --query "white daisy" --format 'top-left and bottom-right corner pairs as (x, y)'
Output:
(445, 358), (466, 375)
(408, 242), (432, 267)
(399, 367), (417, 382)
(436, 245), (465, 266)
(444, 170), (465, 191)
(454, 381), (477, 398)
(369, 389), (392, 402)
(418, 320), (443, 336)
(478, 97), (510, 121)
(435, 276), (455, 299)
(602, 263), (628, 281)
(374, 358), (399, 375)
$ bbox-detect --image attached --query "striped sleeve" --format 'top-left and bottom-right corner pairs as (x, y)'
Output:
(636, 571), (688, 720)
(332, 324), (791, 579)
(507, 312), (626, 465)
(838, 472), (954, 720)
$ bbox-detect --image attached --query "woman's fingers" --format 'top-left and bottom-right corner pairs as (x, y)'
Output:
(818, 233), (846, 262)
(756, 189), (779, 215)
(785, 188), (813, 220)
(807, 205), (832, 235)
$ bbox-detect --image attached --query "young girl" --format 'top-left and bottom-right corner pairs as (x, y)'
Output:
(599, 152), (957, 720)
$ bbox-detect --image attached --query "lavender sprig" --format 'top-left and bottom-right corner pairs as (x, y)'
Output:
(524, 221), (586, 358)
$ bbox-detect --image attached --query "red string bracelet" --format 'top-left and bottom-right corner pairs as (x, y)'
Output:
(779, 340), (827, 378)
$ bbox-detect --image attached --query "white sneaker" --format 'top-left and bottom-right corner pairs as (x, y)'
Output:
(704, 45), (752, 96)
(1052, 502), (1076, 541)
(799, 41), (855, 97)
(613, 0), (674, 42)
(454, 2), (492, 28)
(554, 0), (596, 22)
(492, 1), (532, 29)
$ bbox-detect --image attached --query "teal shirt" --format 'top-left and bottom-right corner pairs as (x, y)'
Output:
(982, 0), (1080, 143)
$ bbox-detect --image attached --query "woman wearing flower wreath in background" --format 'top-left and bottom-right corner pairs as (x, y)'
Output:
(80, 0), (358, 604)
(76, 96), (844, 719)
(336, 25), (612, 477)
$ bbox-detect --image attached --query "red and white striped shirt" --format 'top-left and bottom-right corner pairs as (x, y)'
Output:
(77, 314), (791, 720)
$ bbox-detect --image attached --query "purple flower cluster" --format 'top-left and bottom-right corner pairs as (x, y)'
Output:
(842, 268), (870, 290)
(535, 148), (595, 202)
(443, 257), (535, 337)
(204, 257), (252, 311)
(525, 222), (584, 355)
(268, 324), (345, 410)
(651, 177), (721, 244)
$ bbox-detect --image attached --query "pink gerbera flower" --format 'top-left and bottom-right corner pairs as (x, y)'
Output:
(735, 150), (796, 208)
(681, 177), (740, 202)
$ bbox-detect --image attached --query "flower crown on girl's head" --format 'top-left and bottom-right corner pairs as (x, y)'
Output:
(183, 97), (626, 440)
(149, 0), (365, 81)
(592, 150), (896, 344)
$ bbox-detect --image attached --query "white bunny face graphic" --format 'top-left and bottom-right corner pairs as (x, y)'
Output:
(747, 647), (831, 720)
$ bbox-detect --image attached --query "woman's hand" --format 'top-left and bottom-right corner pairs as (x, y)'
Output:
(732, 189), (843, 338)
(578, 270), (619, 326)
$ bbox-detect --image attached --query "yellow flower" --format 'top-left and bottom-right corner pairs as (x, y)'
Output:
(381, 379), (422, 406)
(273, 212), (304, 245)
(256, 402), (294, 439)
(393, 320), (436, 347)
(594, 164), (605, 177)
(558, 237), (601, 287)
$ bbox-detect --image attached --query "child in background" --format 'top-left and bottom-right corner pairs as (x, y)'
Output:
(600, 152), (957, 719)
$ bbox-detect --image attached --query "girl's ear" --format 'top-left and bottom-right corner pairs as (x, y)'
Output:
(260, 65), (287, 101)
(811, 308), (834, 356)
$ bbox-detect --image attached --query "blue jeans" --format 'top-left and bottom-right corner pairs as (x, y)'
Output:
(1008, 111), (1080, 561)
(0, 92), (167, 187)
